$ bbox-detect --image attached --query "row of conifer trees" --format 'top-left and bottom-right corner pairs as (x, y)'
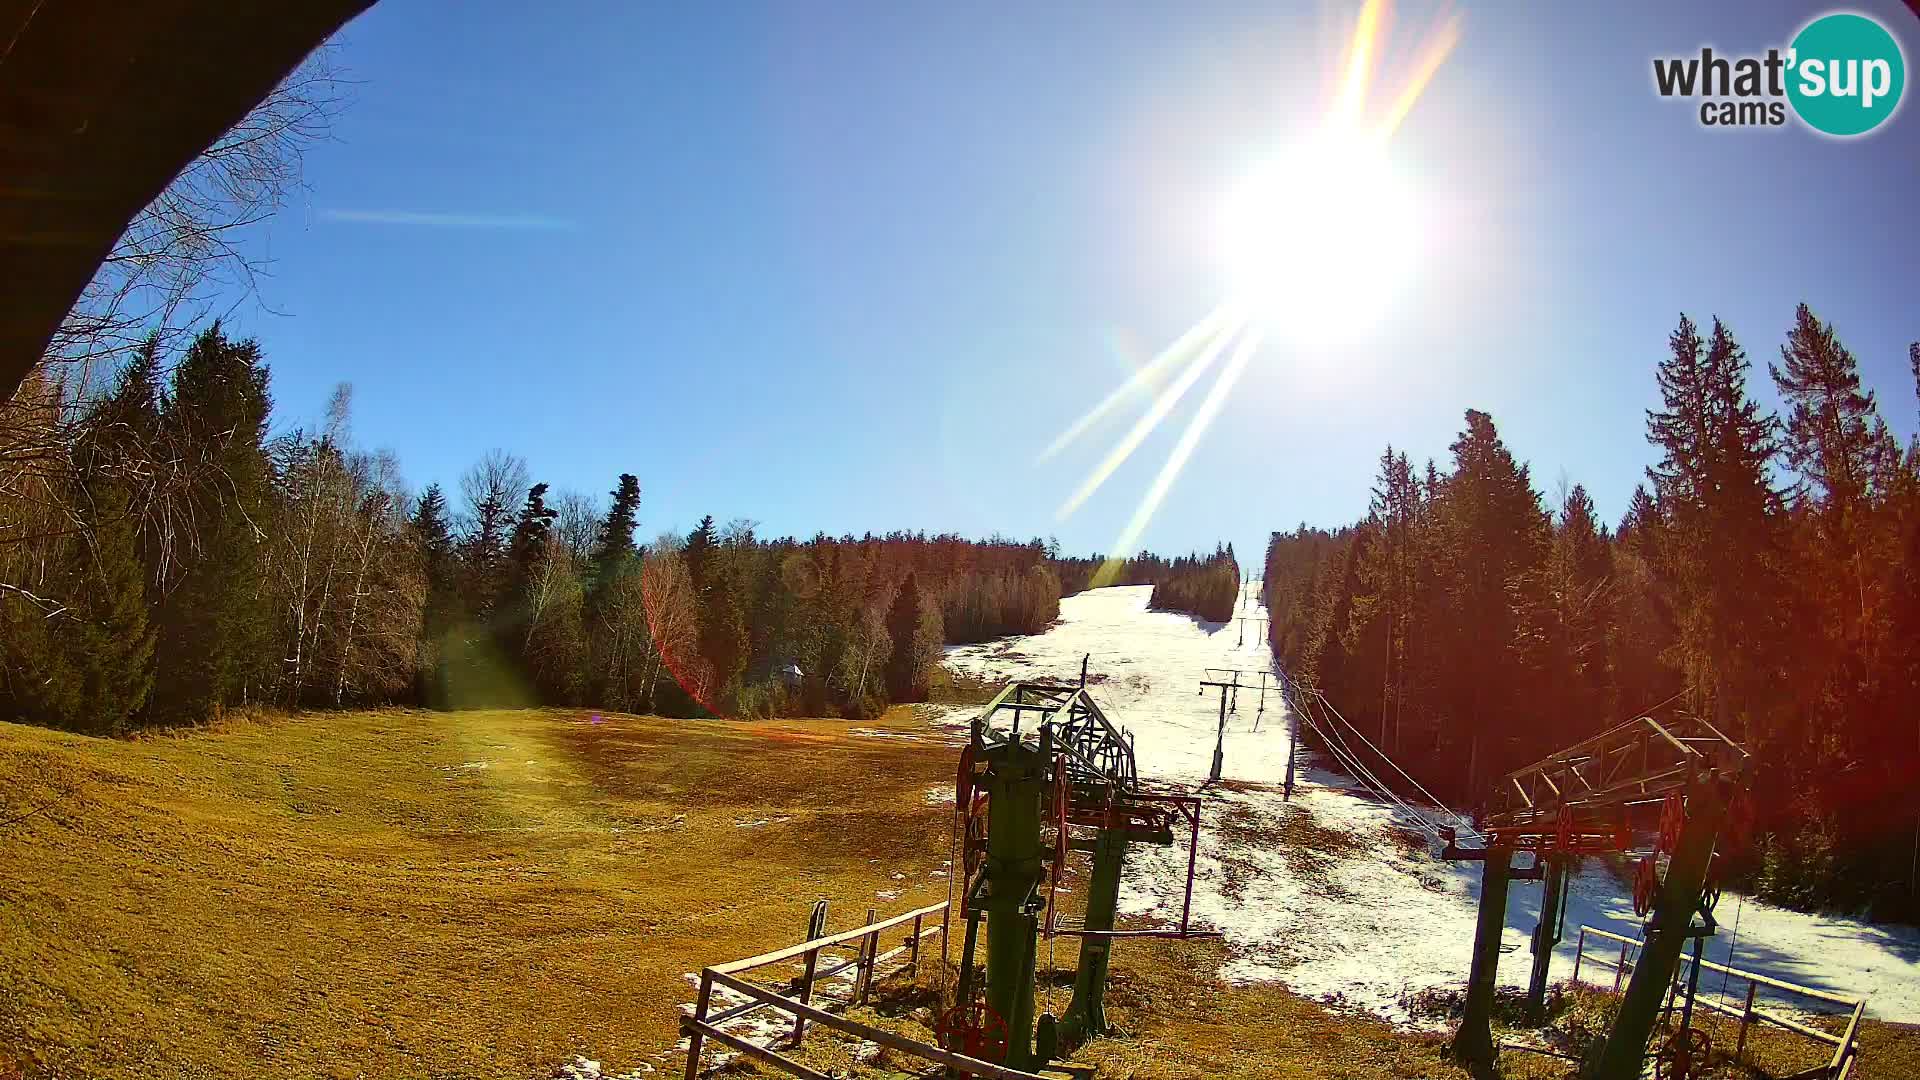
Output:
(1265, 305), (1920, 920)
(1145, 546), (1241, 621)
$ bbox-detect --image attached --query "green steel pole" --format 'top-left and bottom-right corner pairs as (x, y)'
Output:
(982, 740), (1046, 1070)
(1588, 784), (1726, 1080)
(1060, 816), (1129, 1045)
(1455, 844), (1512, 1077)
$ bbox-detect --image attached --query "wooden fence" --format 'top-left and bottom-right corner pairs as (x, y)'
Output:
(681, 899), (1051, 1080)
(1569, 924), (1865, 1080)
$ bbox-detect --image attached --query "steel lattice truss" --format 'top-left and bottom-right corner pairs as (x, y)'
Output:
(976, 681), (1138, 791)
(972, 680), (1195, 855)
(1478, 713), (1750, 850)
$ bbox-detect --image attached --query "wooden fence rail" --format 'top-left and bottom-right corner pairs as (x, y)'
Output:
(1569, 925), (1864, 1079)
(682, 899), (1051, 1080)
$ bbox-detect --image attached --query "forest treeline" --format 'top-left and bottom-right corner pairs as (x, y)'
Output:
(0, 325), (1220, 732)
(1048, 547), (1243, 621)
(1266, 304), (1920, 920)
(1145, 547), (1241, 621)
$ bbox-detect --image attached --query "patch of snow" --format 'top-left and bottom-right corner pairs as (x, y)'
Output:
(877, 889), (902, 900)
(937, 582), (1920, 1026)
(849, 728), (925, 741)
(671, 971), (794, 1071)
(551, 1054), (654, 1078)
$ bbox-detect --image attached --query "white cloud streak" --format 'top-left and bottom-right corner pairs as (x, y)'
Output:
(319, 209), (576, 230)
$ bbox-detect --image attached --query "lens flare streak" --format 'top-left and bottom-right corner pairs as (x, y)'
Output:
(1038, 302), (1237, 464)
(1090, 323), (1265, 587)
(1054, 310), (1246, 522)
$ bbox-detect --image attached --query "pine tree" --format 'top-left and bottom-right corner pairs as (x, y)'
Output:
(1356, 447), (1419, 749)
(146, 324), (275, 724)
(414, 485), (456, 620)
(589, 474), (641, 586)
(1645, 315), (1788, 738)
(883, 572), (923, 702)
(1771, 304), (1899, 641)
(0, 356), (160, 733)
(684, 514), (718, 592)
(508, 482), (558, 578)
(72, 363), (162, 731)
(1774, 306), (1894, 508)
(412, 484), (458, 704)
(1435, 409), (1548, 783)
(585, 476), (647, 710)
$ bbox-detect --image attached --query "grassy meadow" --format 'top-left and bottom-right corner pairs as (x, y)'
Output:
(0, 706), (1910, 1079)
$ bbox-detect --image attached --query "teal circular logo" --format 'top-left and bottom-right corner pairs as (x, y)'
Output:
(1787, 13), (1905, 136)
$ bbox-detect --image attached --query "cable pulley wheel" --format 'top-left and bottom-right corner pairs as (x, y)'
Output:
(1657, 793), (1685, 855)
(1652, 1026), (1712, 1080)
(935, 1001), (1009, 1070)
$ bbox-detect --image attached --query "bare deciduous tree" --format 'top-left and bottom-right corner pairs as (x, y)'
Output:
(1, 50), (347, 623)
(48, 51), (348, 388)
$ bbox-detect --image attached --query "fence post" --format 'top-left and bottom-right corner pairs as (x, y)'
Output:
(856, 907), (878, 1004)
(1734, 979), (1757, 1064)
(909, 913), (925, 975)
(1614, 938), (1631, 993)
(1830, 999), (1865, 1078)
(684, 969), (714, 1080)
(793, 945), (820, 1046)
(1572, 928), (1586, 986)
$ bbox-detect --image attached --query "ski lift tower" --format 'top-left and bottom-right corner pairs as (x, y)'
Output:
(946, 672), (1216, 1071)
(1197, 668), (1283, 781)
(1440, 713), (1750, 1080)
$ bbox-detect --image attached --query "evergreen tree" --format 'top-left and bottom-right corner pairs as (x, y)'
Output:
(414, 485), (457, 621)
(412, 484), (458, 704)
(1645, 315), (1788, 740)
(146, 324), (275, 724)
(0, 355), (160, 733)
(1435, 409), (1548, 782)
(589, 473), (641, 585)
(684, 514), (718, 592)
(1771, 304), (1899, 641)
(883, 572), (923, 702)
(509, 482), (558, 575)
(584, 476), (646, 710)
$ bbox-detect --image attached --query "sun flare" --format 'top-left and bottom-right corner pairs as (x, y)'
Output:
(1053, 0), (1461, 584)
(1215, 130), (1420, 342)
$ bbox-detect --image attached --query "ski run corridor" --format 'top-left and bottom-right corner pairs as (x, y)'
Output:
(934, 583), (1920, 1029)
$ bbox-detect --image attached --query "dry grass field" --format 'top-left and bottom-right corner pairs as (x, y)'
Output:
(0, 706), (1910, 1079)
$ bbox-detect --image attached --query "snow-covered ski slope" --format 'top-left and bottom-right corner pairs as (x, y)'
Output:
(938, 584), (1920, 1027)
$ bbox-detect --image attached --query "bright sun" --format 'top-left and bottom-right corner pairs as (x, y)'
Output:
(1047, 0), (1460, 582)
(1215, 128), (1421, 343)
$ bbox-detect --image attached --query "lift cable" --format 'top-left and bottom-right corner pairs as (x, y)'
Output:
(1291, 693), (1448, 841)
(1306, 688), (1486, 843)
(1286, 686), (1485, 847)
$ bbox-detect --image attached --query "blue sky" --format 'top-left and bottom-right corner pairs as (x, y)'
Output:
(214, 1), (1920, 563)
